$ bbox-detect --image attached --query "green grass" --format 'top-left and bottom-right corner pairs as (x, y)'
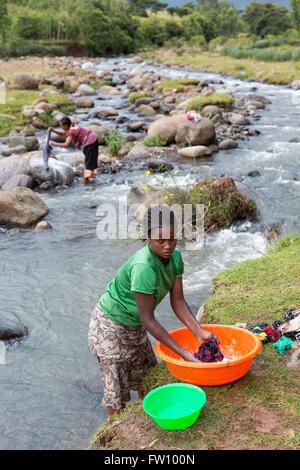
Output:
(143, 135), (168, 147)
(128, 92), (152, 104)
(91, 233), (300, 450)
(165, 181), (256, 232)
(0, 89), (74, 136)
(103, 129), (126, 156)
(186, 93), (235, 112)
(157, 78), (200, 93)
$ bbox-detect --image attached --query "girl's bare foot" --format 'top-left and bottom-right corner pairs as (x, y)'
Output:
(80, 177), (88, 184)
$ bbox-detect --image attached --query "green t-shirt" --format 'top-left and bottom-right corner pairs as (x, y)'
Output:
(99, 244), (184, 327)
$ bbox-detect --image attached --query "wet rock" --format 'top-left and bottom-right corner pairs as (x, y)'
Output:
(175, 117), (216, 147)
(228, 113), (250, 126)
(134, 97), (153, 107)
(218, 139), (238, 150)
(0, 313), (28, 341)
(99, 85), (120, 95)
(29, 157), (75, 186)
(55, 152), (85, 167)
(289, 137), (300, 143)
(0, 187), (49, 226)
(127, 142), (149, 158)
(147, 161), (173, 173)
(2, 174), (33, 190)
(34, 220), (52, 232)
(178, 145), (212, 158)
(32, 119), (49, 129)
(127, 121), (146, 132)
(202, 105), (222, 117)
(74, 97), (94, 108)
(82, 61), (94, 72)
(137, 104), (156, 117)
(8, 136), (39, 152)
(100, 107), (119, 117)
(1, 145), (27, 157)
(76, 84), (96, 96)
(247, 171), (261, 178)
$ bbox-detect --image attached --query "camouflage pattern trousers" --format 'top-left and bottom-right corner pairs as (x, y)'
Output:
(88, 304), (158, 410)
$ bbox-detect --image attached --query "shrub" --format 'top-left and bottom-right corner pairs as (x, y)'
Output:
(129, 92), (152, 104)
(157, 78), (200, 93)
(104, 129), (126, 155)
(143, 135), (168, 147)
(186, 93), (235, 112)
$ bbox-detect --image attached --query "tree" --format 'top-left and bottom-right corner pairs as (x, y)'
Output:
(216, 1), (245, 38)
(129, 0), (167, 15)
(244, 2), (292, 38)
(0, 0), (10, 46)
(291, 0), (300, 32)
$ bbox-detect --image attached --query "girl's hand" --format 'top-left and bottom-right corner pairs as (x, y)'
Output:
(48, 127), (54, 132)
(180, 349), (201, 363)
(199, 330), (219, 343)
(49, 140), (55, 146)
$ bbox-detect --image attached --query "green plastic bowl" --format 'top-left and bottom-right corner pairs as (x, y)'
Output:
(143, 383), (206, 430)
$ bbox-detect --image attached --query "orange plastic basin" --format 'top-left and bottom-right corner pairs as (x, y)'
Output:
(155, 325), (262, 386)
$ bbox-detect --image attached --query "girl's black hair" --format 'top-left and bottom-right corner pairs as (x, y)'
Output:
(59, 116), (72, 128)
(143, 205), (175, 238)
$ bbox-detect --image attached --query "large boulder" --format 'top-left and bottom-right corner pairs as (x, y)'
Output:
(0, 187), (49, 226)
(175, 117), (216, 146)
(12, 74), (39, 90)
(0, 154), (31, 188)
(2, 174), (33, 190)
(147, 114), (185, 144)
(1, 145), (27, 157)
(55, 152), (85, 167)
(29, 157), (75, 186)
(8, 136), (39, 152)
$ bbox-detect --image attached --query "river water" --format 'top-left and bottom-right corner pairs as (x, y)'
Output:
(0, 57), (299, 449)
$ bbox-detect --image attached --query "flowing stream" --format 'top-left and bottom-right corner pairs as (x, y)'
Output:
(0, 57), (299, 449)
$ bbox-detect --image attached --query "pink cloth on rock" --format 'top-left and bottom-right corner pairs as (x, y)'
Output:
(66, 127), (97, 149)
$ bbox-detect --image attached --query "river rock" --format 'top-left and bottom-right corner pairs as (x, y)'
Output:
(202, 105), (221, 117)
(32, 119), (48, 129)
(76, 84), (96, 96)
(99, 85), (120, 95)
(8, 136), (39, 152)
(137, 104), (156, 117)
(35, 101), (56, 114)
(0, 312), (28, 341)
(0, 187), (49, 226)
(74, 97), (94, 108)
(147, 114), (185, 144)
(219, 139), (238, 150)
(34, 220), (52, 232)
(29, 157), (75, 186)
(100, 107), (119, 117)
(178, 146), (212, 158)
(85, 124), (110, 145)
(127, 121), (146, 132)
(13, 74), (39, 90)
(82, 61), (94, 72)
(55, 152), (85, 167)
(127, 142), (149, 159)
(175, 117), (216, 146)
(1, 174), (33, 190)
(228, 113), (250, 126)
(1, 145), (27, 157)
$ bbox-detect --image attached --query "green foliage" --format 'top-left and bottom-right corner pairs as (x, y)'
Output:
(244, 2), (292, 38)
(0, 43), (66, 57)
(223, 45), (300, 62)
(143, 135), (167, 147)
(128, 92), (152, 104)
(104, 129), (126, 155)
(186, 93), (235, 111)
(291, 0), (300, 32)
(157, 78), (200, 92)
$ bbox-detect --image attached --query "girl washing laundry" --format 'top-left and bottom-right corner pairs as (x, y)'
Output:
(88, 205), (217, 416)
(49, 117), (99, 184)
